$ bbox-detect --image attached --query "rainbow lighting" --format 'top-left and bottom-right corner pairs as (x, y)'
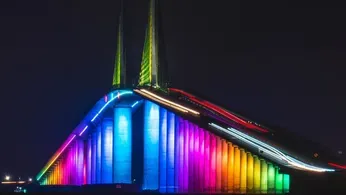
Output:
(36, 90), (134, 181)
(209, 123), (335, 173)
(38, 91), (291, 193)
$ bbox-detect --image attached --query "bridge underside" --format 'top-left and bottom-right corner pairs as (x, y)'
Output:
(37, 89), (290, 194)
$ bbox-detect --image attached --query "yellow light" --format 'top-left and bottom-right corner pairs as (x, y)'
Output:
(139, 89), (200, 115)
(135, 90), (188, 113)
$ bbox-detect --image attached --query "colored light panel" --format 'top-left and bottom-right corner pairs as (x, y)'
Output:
(143, 100), (160, 190)
(91, 132), (97, 184)
(260, 159), (268, 193)
(166, 112), (175, 193)
(247, 152), (254, 192)
(101, 118), (113, 183)
(87, 138), (92, 184)
(240, 149), (247, 193)
(268, 163), (275, 193)
(76, 139), (84, 185)
(283, 174), (290, 193)
(96, 125), (102, 183)
(113, 107), (132, 183)
(253, 156), (261, 193)
(159, 108), (168, 192)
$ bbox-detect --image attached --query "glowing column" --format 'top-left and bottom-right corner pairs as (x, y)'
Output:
(221, 140), (228, 192)
(177, 118), (184, 192)
(143, 100), (160, 190)
(204, 131), (210, 192)
(113, 107), (132, 183)
(267, 163), (275, 193)
(71, 141), (77, 184)
(240, 149), (247, 194)
(77, 139), (84, 185)
(87, 138), (92, 184)
(188, 123), (194, 192)
(159, 108), (167, 192)
(260, 159), (268, 193)
(65, 148), (71, 184)
(246, 152), (254, 193)
(216, 138), (222, 192)
(52, 166), (56, 184)
(227, 143), (234, 193)
(166, 112), (175, 193)
(96, 125), (102, 183)
(275, 168), (283, 193)
(210, 134), (216, 192)
(233, 146), (241, 193)
(253, 155), (261, 193)
(194, 126), (200, 192)
(283, 174), (290, 193)
(91, 131), (97, 184)
(198, 128), (205, 192)
(183, 120), (189, 192)
(60, 159), (64, 185)
(101, 118), (113, 183)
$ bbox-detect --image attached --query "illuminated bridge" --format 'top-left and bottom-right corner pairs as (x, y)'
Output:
(35, 0), (346, 194)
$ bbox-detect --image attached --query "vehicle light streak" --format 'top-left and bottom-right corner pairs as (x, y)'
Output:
(169, 88), (268, 133)
(134, 89), (200, 115)
(209, 123), (335, 172)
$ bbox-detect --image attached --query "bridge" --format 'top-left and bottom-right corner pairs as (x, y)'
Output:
(35, 0), (346, 194)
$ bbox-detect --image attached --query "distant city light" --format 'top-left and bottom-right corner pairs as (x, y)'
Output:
(28, 178), (32, 182)
(5, 175), (10, 181)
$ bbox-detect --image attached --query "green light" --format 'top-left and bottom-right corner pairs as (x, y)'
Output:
(112, 3), (124, 87)
(275, 168), (283, 193)
(268, 163), (275, 192)
(139, 0), (158, 87)
(283, 174), (290, 193)
(139, 27), (152, 86)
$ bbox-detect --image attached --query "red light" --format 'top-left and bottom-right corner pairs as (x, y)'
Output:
(328, 162), (346, 169)
(169, 88), (269, 133)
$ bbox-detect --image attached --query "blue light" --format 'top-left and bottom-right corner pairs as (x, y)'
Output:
(143, 100), (160, 190)
(167, 111), (175, 192)
(159, 108), (167, 193)
(76, 139), (84, 185)
(113, 107), (132, 183)
(87, 138), (92, 184)
(91, 132), (97, 184)
(131, 101), (139, 108)
(79, 125), (88, 136)
(91, 91), (133, 122)
(96, 125), (102, 183)
(101, 118), (113, 183)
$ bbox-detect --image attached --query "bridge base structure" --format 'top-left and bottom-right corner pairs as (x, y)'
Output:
(36, 89), (290, 194)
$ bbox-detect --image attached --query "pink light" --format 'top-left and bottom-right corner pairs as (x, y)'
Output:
(37, 135), (76, 180)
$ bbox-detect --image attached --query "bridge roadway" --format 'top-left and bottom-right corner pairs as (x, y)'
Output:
(136, 87), (345, 173)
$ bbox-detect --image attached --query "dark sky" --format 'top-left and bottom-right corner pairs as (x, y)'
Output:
(0, 0), (345, 179)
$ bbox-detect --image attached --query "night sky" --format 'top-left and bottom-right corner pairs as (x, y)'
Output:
(0, 0), (345, 180)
